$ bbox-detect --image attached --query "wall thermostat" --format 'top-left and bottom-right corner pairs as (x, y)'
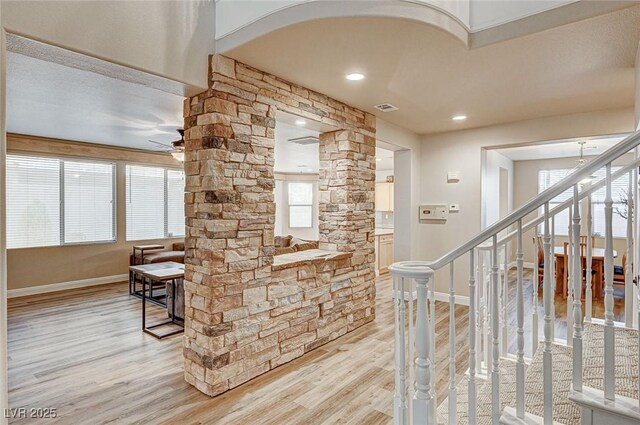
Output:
(419, 204), (448, 221)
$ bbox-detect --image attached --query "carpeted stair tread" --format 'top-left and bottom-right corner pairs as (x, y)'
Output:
(582, 322), (638, 400)
(508, 322), (638, 425)
(437, 360), (520, 425)
(437, 322), (638, 425)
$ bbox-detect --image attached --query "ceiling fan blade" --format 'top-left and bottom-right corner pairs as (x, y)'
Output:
(148, 139), (174, 150)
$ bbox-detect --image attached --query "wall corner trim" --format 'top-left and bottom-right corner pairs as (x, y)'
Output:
(7, 274), (128, 298)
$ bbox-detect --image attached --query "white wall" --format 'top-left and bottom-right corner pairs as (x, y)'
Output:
(274, 173), (319, 241)
(636, 41), (640, 130)
(418, 108), (636, 295)
(482, 149), (513, 228)
(1, 1), (215, 91)
(377, 119), (422, 263)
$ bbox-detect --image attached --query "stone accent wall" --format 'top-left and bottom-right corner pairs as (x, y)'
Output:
(182, 54), (376, 397)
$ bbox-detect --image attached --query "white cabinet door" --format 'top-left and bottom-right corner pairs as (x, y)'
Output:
(378, 234), (394, 274)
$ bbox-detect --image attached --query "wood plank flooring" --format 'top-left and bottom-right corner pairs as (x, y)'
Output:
(6, 269), (627, 424)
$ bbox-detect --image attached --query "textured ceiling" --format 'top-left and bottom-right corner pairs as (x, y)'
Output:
(226, 6), (640, 134)
(6, 52), (185, 150)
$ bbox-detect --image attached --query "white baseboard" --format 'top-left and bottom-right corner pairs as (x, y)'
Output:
(434, 291), (470, 306)
(8, 274), (129, 298)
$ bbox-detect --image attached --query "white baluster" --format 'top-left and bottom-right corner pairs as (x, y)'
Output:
(604, 163), (615, 401)
(516, 220), (525, 419)
(491, 235), (500, 425)
(408, 278), (415, 405)
(532, 237), (539, 355)
(572, 185), (583, 393)
(567, 208), (574, 347)
(543, 203), (553, 425)
(448, 262), (456, 425)
(429, 273), (436, 420)
(486, 248), (493, 381)
(633, 167), (639, 330)
(469, 250), (478, 425)
(551, 215), (556, 341)
(475, 248), (483, 376)
(413, 272), (434, 425)
(394, 276), (407, 424)
(626, 171), (634, 328)
(502, 245), (508, 357)
(585, 194), (593, 322)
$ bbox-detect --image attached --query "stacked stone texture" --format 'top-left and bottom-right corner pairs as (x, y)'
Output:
(182, 54), (376, 396)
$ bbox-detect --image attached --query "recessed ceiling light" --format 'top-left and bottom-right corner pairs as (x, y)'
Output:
(307, 168), (313, 172)
(375, 157), (382, 162)
(346, 73), (365, 81)
(295, 119), (306, 126)
(452, 115), (467, 121)
(297, 164), (308, 168)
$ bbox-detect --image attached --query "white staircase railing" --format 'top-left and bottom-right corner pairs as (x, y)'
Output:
(390, 129), (640, 425)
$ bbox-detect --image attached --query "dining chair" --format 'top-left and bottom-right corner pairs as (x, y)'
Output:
(534, 236), (544, 287)
(580, 235), (596, 248)
(613, 253), (627, 284)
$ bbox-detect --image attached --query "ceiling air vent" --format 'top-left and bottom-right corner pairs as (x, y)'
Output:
(289, 136), (319, 146)
(374, 103), (399, 112)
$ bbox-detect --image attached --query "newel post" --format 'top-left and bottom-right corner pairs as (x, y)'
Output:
(390, 261), (435, 425)
(414, 270), (435, 425)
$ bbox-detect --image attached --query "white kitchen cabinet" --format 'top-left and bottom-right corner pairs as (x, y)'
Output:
(375, 182), (394, 212)
(377, 234), (394, 274)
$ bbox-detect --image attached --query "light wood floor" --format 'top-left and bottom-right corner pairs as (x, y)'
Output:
(7, 270), (627, 424)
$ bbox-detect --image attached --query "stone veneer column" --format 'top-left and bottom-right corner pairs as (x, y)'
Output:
(182, 54), (377, 397)
(318, 129), (377, 323)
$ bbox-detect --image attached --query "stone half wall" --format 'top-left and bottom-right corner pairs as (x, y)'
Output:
(182, 54), (376, 397)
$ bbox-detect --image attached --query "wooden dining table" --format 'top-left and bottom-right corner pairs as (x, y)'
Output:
(553, 246), (617, 299)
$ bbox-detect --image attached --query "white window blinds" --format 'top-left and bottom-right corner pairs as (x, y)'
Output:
(6, 155), (115, 249)
(167, 169), (186, 237)
(64, 161), (115, 244)
(6, 155), (61, 249)
(126, 165), (185, 241)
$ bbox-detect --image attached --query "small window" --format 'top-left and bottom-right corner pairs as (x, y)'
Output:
(126, 164), (185, 241)
(288, 182), (313, 228)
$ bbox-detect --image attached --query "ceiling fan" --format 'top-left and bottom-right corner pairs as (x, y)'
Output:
(148, 129), (185, 161)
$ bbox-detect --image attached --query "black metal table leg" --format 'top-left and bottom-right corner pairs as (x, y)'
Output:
(142, 277), (183, 339)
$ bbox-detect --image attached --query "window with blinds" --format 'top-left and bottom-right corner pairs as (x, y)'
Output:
(538, 167), (629, 237)
(125, 165), (185, 241)
(288, 182), (313, 228)
(6, 154), (115, 249)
